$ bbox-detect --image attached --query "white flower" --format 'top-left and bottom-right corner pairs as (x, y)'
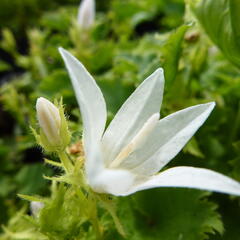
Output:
(59, 47), (240, 196)
(36, 97), (61, 146)
(77, 0), (95, 29)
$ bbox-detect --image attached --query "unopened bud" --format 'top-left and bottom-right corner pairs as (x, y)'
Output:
(30, 201), (44, 217)
(35, 97), (70, 152)
(36, 97), (61, 145)
(77, 0), (95, 29)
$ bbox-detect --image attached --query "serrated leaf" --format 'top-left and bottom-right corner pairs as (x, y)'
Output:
(113, 189), (223, 240)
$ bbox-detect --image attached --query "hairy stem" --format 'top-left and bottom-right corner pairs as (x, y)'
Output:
(58, 150), (73, 173)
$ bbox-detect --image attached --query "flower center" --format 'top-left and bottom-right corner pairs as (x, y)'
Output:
(109, 113), (160, 168)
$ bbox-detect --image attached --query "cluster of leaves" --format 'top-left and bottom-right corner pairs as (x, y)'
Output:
(0, 0), (240, 239)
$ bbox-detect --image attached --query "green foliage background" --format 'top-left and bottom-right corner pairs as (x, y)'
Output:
(0, 0), (240, 239)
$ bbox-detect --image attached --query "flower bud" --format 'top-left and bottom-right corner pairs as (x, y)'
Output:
(36, 97), (61, 145)
(30, 201), (44, 217)
(35, 97), (70, 152)
(77, 0), (95, 29)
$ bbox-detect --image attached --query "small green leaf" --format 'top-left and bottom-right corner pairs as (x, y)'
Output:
(0, 60), (11, 71)
(162, 25), (190, 87)
(17, 194), (45, 203)
(44, 158), (63, 168)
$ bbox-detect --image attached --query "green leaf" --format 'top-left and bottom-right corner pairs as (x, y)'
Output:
(162, 25), (190, 87)
(115, 189), (223, 240)
(229, 0), (240, 47)
(15, 163), (52, 195)
(183, 137), (204, 158)
(39, 185), (87, 239)
(208, 196), (240, 240)
(38, 69), (72, 99)
(17, 194), (45, 203)
(0, 60), (11, 71)
(0, 176), (15, 197)
(190, 0), (240, 68)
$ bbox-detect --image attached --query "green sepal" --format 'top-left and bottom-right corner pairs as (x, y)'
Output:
(30, 126), (42, 146)
(32, 97), (71, 153)
(17, 194), (46, 203)
(43, 175), (72, 184)
(44, 158), (63, 168)
(58, 97), (71, 149)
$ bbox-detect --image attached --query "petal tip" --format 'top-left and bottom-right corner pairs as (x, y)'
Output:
(154, 68), (164, 77)
(58, 47), (69, 59)
(156, 67), (164, 74)
(155, 68), (165, 84)
(206, 101), (216, 111)
(36, 97), (49, 107)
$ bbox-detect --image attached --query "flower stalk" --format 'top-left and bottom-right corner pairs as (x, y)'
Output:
(57, 150), (73, 174)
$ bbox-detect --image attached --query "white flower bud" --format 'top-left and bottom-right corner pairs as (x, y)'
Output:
(36, 97), (61, 146)
(77, 0), (95, 29)
(30, 201), (44, 217)
(34, 97), (70, 152)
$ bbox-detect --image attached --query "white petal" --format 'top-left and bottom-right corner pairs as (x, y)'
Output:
(121, 166), (240, 196)
(59, 48), (106, 173)
(127, 102), (215, 175)
(109, 113), (160, 168)
(89, 168), (135, 195)
(102, 68), (164, 166)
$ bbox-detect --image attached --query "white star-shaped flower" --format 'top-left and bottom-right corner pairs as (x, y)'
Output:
(59, 47), (240, 196)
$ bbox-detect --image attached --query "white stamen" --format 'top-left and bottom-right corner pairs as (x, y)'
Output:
(109, 113), (160, 168)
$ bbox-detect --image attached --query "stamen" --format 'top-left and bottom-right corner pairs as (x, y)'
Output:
(109, 113), (160, 168)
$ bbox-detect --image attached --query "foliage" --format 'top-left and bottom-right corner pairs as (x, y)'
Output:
(190, 0), (240, 68)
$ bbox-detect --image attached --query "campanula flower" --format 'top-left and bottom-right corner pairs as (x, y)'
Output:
(59, 47), (240, 196)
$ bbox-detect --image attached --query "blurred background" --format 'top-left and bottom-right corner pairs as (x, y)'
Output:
(0, 0), (240, 239)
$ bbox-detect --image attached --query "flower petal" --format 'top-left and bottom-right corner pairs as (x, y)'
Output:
(89, 168), (136, 195)
(59, 48), (107, 170)
(102, 68), (164, 166)
(121, 102), (215, 174)
(121, 166), (240, 196)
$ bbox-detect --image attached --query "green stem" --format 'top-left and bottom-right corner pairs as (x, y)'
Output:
(58, 151), (73, 173)
(75, 186), (102, 239)
(89, 193), (103, 240)
(91, 216), (102, 240)
(100, 198), (125, 237)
